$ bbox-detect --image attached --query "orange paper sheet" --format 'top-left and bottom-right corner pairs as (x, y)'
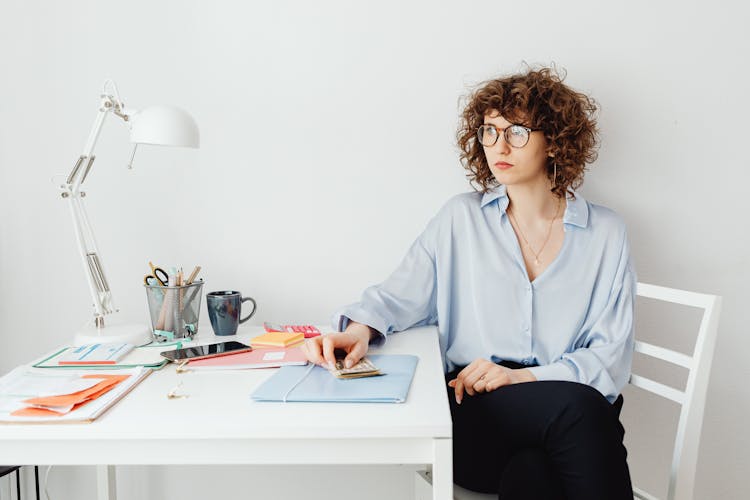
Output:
(11, 374), (129, 417)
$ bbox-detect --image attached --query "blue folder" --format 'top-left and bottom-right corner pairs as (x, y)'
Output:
(251, 354), (418, 403)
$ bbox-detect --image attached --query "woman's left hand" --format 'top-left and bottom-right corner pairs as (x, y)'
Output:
(447, 358), (536, 404)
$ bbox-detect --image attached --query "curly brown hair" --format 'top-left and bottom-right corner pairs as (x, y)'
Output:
(457, 66), (598, 197)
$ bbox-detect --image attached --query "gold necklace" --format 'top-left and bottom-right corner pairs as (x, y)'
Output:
(507, 197), (561, 266)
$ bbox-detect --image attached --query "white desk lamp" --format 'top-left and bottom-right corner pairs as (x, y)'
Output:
(58, 80), (199, 346)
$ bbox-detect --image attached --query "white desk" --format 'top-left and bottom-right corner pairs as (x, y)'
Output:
(0, 326), (453, 500)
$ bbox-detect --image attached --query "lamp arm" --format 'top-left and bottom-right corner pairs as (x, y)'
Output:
(65, 194), (116, 320)
(69, 93), (124, 194)
(60, 92), (126, 326)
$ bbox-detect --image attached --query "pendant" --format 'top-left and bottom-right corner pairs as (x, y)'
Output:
(534, 257), (540, 266)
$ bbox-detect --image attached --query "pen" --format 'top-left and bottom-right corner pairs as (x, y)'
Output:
(177, 269), (185, 318)
(164, 271), (177, 333)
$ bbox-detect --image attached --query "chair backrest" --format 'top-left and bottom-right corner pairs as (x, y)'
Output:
(630, 283), (722, 500)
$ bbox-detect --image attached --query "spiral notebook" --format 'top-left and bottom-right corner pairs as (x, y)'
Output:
(250, 354), (418, 403)
(0, 366), (151, 424)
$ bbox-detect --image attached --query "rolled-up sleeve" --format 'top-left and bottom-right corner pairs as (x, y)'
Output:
(332, 232), (439, 340)
(527, 235), (636, 403)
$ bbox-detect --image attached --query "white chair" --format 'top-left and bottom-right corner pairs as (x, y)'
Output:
(629, 283), (721, 500)
(417, 282), (722, 500)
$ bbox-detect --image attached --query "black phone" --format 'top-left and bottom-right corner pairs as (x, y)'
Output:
(160, 341), (252, 362)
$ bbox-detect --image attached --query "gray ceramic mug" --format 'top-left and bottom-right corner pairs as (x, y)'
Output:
(206, 291), (257, 336)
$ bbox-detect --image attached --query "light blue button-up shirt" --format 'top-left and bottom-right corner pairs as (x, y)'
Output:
(334, 185), (636, 403)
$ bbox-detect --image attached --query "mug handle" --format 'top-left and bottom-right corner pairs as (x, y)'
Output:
(239, 297), (257, 324)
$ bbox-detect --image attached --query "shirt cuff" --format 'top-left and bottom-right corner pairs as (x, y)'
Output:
(334, 315), (387, 347)
(526, 361), (577, 383)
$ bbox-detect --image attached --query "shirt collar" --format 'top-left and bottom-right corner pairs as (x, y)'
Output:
(562, 191), (589, 228)
(480, 184), (509, 209)
(480, 184), (589, 228)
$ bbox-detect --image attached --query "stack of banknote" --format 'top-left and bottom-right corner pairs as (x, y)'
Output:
(329, 356), (382, 379)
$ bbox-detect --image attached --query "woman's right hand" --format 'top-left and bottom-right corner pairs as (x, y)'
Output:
(300, 321), (372, 369)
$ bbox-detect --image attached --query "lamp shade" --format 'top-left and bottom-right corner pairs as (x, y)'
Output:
(129, 105), (200, 148)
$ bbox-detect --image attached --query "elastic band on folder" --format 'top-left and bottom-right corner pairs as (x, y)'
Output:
(283, 363), (316, 402)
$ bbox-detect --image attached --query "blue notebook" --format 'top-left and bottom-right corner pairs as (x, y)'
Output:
(251, 354), (418, 403)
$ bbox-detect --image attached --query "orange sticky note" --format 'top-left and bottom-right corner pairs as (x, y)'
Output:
(250, 331), (304, 348)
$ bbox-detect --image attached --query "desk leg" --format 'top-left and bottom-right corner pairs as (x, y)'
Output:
(432, 438), (452, 500)
(96, 465), (116, 500)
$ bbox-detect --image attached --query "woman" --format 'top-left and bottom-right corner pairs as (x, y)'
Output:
(302, 66), (635, 499)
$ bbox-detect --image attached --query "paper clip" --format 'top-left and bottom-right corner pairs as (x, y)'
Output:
(166, 381), (188, 399)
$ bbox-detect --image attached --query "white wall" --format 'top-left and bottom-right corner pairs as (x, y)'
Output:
(1, 1), (748, 498)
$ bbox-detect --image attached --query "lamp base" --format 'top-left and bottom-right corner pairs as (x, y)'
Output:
(74, 322), (153, 347)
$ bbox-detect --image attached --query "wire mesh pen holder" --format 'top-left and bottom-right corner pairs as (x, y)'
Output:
(145, 281), (204, 342)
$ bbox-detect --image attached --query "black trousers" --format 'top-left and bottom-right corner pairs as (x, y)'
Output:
(446, 362), (632, 500)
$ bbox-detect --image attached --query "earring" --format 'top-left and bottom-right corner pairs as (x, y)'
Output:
(552, 162), (557, 187)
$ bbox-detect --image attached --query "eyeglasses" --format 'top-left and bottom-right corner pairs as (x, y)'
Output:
(477, 124), (538, 148)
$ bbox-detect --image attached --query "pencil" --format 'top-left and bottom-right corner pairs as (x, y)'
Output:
(186, 266), (201, 285)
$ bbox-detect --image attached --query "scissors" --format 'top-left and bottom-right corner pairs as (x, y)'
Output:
(144, 261), (169, 286)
